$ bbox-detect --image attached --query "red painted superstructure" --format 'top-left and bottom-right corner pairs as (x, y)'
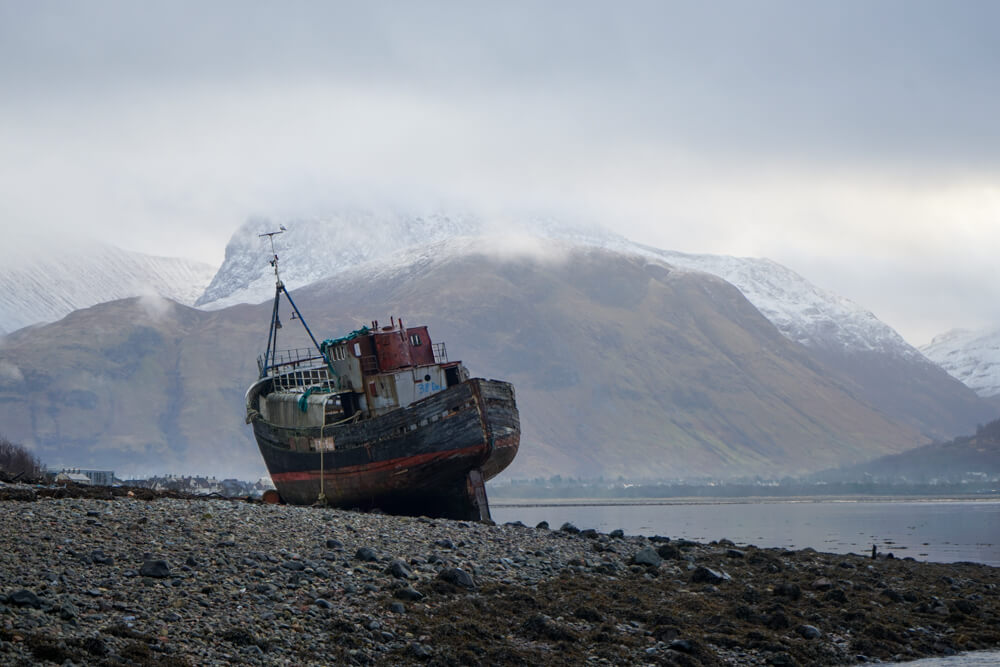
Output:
(366, 320), (437, 372)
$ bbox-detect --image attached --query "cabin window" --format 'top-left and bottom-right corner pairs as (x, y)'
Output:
(354, 342), (362, 356)
(409, 333), (422, 346)
(332, 346), (347, 361)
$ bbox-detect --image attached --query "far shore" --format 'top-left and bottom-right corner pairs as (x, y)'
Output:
(492, 494), (1000, 507)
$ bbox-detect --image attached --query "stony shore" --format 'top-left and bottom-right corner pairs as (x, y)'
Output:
(1, 488), (998, 666)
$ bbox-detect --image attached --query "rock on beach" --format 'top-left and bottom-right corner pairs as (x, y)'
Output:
(0, 492), (999, 665)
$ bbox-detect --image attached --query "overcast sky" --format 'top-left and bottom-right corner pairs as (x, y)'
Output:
(1, 1), (998, 346)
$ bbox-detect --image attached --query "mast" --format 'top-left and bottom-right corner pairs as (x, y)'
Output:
(259, 229), (285, 378)
(257, 228), (336, 380)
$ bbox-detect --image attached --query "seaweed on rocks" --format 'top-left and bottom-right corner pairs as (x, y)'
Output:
(0, 494), (998, 665)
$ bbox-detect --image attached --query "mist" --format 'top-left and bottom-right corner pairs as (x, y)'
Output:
(2, 1), (999, 343)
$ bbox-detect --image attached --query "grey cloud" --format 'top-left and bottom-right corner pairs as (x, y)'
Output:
(1, 1), (999, 344)
(2, 1), (998, 165)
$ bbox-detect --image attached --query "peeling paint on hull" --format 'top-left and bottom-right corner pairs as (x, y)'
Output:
(249, 378), (519, 520)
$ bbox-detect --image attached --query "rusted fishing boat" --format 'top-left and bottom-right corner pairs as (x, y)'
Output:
(244, 231), (519, 520)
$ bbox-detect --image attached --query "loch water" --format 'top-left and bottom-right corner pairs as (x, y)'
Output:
(492, 497), (1000, 665)
(491, 497), (1000, 567)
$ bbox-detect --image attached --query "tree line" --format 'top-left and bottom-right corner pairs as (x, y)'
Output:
(0, 434), (45, 481)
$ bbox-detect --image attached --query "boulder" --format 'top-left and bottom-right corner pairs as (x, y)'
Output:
(633, 546), (663, 567)
(691, 567), (731, 584)
(139, 560), (170, 578)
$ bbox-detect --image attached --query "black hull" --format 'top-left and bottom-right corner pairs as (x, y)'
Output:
(248, 378), (519, 520)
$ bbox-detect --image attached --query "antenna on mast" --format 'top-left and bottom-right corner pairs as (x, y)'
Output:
(256, 223), (332, 381)
(258, 225), (287, 287)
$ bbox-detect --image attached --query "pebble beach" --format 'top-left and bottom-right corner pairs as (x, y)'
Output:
(1, 487), (999, 666)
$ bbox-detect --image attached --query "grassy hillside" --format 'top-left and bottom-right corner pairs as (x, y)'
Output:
(815, 418), (1000, 483)
(0, 245), (932, 480)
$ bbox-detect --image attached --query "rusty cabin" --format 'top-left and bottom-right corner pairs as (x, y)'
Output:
(257, 317), (470, 432)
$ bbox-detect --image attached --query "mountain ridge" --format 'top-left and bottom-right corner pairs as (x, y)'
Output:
(921, 328), (1000, 398)
(0, 239), (216, 336)
(0, 242), (951, 481)
(208, 230), (997, 442)
(197, 212), (928, 365)
(814, 418), (1000, 483)
(195, 212), (615, 309)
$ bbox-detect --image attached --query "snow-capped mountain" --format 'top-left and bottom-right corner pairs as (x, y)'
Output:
(921, 328), (1000, 398)
(199, 211), (923, 361)
(618, 244), (925, 362)
(201, 212), (997, 440)
(3, 234), (988, 480)
(0, 239), (216, 336)
(0, 240), (941, 480)
(195, 211), (613, 309)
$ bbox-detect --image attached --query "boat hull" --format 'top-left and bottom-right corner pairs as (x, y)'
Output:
(249, 378), (519, 520)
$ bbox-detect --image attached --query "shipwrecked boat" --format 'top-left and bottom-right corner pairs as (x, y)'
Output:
(244, 231), (519, 520)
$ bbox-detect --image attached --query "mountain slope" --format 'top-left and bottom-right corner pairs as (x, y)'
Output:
(201, 215), (995, 441)
(612, 245), (996, 440)
(0, 241), (931, 481)
(815, 418), (1000, 483)
(0, 239), (216, 336)
(620, 246), (917, 359)
(198, 211), (915, 356)
(921, 328), (1000, 398)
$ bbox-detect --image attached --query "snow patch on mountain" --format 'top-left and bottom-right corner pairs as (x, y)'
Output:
(0, 239), (216, 336)
(195, 211), (612, 310)
(616, 244), (926, 361)
(315, 235), (575, 291)
(199, 211), (925, 361)
(921, 328), (1000, 397)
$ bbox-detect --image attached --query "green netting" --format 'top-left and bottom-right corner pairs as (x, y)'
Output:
(319, 326), (371, 355)
(298, 386), (320, 412)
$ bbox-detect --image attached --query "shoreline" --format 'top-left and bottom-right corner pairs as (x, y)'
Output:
(1, 492), (998, 665)
(492, 495), (1000, 507)
(491, 495), (1000, 569)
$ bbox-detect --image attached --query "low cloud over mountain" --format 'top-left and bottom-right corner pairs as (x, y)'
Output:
(1, 240), (991, 481)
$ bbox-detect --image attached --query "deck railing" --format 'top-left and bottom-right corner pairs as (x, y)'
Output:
(258, 348), (332, 391)
(257, 342), (451, 388)
(272, 366), (333, 392)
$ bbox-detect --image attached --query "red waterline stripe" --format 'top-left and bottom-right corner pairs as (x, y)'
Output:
(269, 444), (485, 483)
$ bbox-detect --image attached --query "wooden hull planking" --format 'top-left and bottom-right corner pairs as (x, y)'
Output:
(249, 378), (519, 520)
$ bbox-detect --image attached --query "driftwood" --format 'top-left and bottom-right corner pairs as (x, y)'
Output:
(0, 470), (44, 485)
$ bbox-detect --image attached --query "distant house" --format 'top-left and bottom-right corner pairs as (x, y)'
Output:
(55, 471), (92, 485)
(123, 474), (267, 498)
(50, 468), (116, 486)
(143, 474), (223, 495)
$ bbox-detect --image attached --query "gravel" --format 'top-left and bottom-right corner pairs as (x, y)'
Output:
(0, 493), (999, 665)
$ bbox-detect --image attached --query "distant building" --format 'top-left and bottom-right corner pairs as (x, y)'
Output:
(55, 471), (92, 485)
(49, 468), (116, 486)
(123, 474), (271, 498)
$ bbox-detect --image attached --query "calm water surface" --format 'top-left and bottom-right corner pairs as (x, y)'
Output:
(492, 497), (1000, 665)
(491, 497), (1000, 567)
(885, 651), (1000, 666)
